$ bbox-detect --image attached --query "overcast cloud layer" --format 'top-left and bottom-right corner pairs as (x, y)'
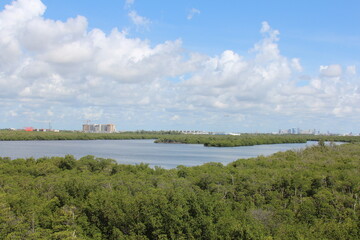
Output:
(0, 0), (359, 133)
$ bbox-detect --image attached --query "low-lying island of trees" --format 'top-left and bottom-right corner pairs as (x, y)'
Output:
(0, 143), (359, 239)
(1, 130), (360, 147)
(154, 134), (360, 147)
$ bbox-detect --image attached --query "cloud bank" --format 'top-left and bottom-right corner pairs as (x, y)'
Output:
(0, 0), (359, 132)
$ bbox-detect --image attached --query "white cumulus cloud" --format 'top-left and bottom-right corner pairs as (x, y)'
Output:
(0, 0), (359, 132)
(320, 64), (342, 77)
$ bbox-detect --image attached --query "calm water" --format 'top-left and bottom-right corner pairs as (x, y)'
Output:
(0, 139), (323, 169)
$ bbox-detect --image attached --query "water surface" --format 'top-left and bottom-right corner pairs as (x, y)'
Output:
(0, 139), (324, 168)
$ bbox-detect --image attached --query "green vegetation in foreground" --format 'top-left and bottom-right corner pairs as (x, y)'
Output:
(1, 130), (360, 147)
(1, 143), (360, 239)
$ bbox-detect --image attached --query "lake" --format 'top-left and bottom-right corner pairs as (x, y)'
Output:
(0, 139), (324, 169)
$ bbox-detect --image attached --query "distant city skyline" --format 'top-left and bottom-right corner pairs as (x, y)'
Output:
(2, 125), (358, 137)
(0, 0), (359, 133)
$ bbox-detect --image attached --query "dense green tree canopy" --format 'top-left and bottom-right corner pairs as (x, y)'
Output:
(0, 143), (359, 239)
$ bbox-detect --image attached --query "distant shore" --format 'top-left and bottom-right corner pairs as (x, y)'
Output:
(1, 130), (359, 147)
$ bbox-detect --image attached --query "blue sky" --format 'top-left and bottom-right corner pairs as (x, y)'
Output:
(4, 0), (359, 69)
(0, 0), (360, 133)
(39, 0), (360, 69)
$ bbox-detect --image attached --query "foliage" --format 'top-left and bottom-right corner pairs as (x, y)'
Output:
(1, 130), (360, 147)
(155, 133), (360, 147)
(0, 130), (178, 141)
(0, 144), (360, 239)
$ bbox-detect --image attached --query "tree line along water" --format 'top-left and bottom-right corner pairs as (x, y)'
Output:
(0, 130), (359, 147)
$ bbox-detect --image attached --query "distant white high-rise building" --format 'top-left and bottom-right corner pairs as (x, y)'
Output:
(82, 124), (116, 133)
